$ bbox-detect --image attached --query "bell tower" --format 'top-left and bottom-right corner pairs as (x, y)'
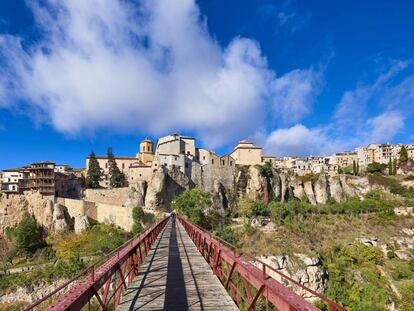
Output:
(138, 138), (154, 165)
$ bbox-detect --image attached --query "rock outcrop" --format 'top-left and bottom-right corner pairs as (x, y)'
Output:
(144, 167), (193, 212)
(255, 254), (328, 300)
(126, 181), (147, 208)
(74, 215), (90, 233)
(0, 191), (71, 234)
(52, 203), (71, 233)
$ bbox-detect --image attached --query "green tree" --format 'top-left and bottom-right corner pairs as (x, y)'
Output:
(131, 206), (144, 235)
(367, 162), (387, 174)
(172, 189), (212, 228)
(400, 145), (408, 163)
(353, 160), (357, 176)
(107, 147), (127, 188)
(388, 158), (393, 175)
(11, 212), (44, 255)
(393, 158), (398, 175)
(86, 151), (103, 188)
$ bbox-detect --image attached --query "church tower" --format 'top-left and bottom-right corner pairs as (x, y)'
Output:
(137, 138), (154, 165)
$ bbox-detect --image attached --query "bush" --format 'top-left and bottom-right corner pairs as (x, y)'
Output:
(131, 206), (144, 235)
(213, 225), (238, 246)
(7, 213), (45, 255)
(255, 161), (273, 178)
(172, 189), (213, 228)
(367, 162), (388, 174)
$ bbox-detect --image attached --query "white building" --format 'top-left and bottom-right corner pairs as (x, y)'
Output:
(0, 169), (24, 193)
(153, 134), (196, 174)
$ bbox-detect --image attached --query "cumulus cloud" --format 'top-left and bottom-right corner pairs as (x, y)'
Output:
(263, 124), (336, 157)
(0, 0), (320, 147)
(367, 111), (405, 143)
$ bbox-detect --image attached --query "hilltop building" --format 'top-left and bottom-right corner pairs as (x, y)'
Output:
(85, 138), (156, 186)
(0, 162), (82, 196)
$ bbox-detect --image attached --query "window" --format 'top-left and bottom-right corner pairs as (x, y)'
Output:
(122, 163), (125, 169)
(221, 160), (225, 165)
(230, 161), (233, 166)
(143, 146), (146, 152)
(139, 174), (142, 177)
(203, 156), (206, 160)
(175, 157), (177, 161)
(105, 163), (108, 168)
(212, 159), (214, 164)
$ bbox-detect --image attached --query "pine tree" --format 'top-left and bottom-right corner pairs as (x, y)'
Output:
(353, 160), (357, 176)
(356, 162), (360, 176)
(107, 147), (127, 188)
(388, 158), (393, 175)
(399, 145), (408, 163)
(86, 151), (103, 188)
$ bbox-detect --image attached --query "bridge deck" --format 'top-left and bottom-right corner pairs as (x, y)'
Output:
(118, 218), (238, 311)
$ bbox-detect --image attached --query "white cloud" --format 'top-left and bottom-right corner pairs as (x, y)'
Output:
(270, 68), (322, 123)
(0, 0), (320, 148)
(334, 60), (411, 124)
(367, 111), (405, 143)
(263, 124), (337, 157)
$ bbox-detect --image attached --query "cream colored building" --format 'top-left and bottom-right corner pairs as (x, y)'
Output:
(261, 156), (277, 165)
(357, 143), (402, 166)
(333, 152), (358, 168)
(136, 139), (154, 165)
(230, 141), (262, 166)
(85, 138), (155, 186)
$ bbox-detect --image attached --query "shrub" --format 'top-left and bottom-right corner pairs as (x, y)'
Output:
(255, 161), (273, 178)
(131, 206), (144, 235)
(8, 212), (45, 255)
(367, 162), (388, 174)
(172, 189), (213, 228)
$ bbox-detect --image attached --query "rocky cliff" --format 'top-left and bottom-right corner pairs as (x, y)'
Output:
(0, 191), (72, 234)
(133, 165), (384, 213)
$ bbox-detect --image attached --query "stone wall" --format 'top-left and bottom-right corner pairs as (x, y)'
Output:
(84, 187), (129, 206)
(58, 198), (133, 231)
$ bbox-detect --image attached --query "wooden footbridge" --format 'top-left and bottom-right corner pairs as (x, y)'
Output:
(26, 215), (345, 311)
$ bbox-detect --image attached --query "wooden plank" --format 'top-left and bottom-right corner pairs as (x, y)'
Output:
(118, 218), (238, 311)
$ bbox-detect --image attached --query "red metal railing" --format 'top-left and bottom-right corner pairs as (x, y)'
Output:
(178, 216), (346, 311)
(24, 216), (170, 311)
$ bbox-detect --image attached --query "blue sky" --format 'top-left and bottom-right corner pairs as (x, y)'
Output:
(0, 0), (414, 169)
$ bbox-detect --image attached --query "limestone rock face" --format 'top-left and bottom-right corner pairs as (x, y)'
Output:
(291, 178), (305, 200)
(303, 181), (316, 205)
(0, 279), (72, 304)
(270, 174), (281, 201)
(74, 215), (90, 234)
(0, 191), (55, 233)
(256, 254), (328, 301)
(212, 181), (228, 217)
(329, 176), (343, 202)
(314, 174), (329, 204)
(126, 181), (147, 208)
(246, 166), (269, 202)
(52, 203), (71, 233)
(144, 167), (193, 212)
(279, 173), (288, 202)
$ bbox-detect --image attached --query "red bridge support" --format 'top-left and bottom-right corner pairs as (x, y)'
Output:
(24, 216), (170, 311)
(178, 216), (346, 311)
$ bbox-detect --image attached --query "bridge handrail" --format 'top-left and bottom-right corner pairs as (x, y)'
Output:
(25, 215), (170, 311)
(178, 215), (346, 311)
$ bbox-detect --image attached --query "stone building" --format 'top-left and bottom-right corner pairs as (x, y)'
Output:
(230, 141), (262, 166)
(85, 138), (155, 186)
(333, 152), (358, 168)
